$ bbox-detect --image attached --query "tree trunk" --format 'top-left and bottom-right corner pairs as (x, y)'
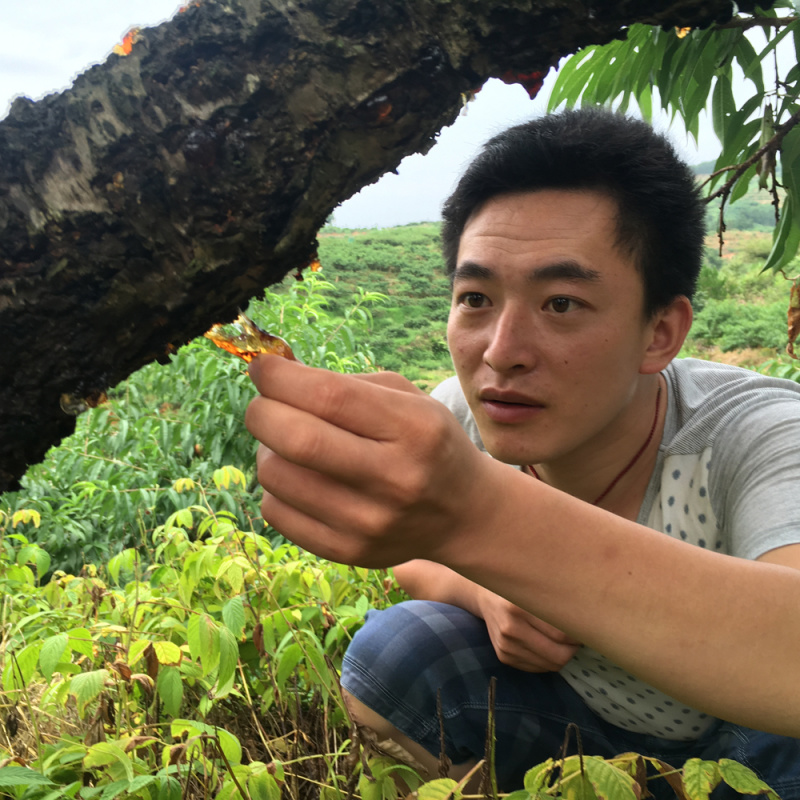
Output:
(0, 0), (753, 491)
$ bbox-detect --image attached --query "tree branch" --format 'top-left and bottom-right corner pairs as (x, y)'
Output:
(0, 0), (769, 490)
(701, 107), (800, 205)
(715, 14), (798, 31)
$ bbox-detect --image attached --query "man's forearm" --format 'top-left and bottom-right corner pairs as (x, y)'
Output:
(394, 560), (486, 618)
(441, 457), (800, 736)
(245, 357), (800, 737)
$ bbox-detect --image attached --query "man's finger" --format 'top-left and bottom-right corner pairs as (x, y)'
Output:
(257, 464), (410, 568)
(526, 614), (582, 647)
(248, 355), (425, 438)
(351, 371), (424, 392)
(247, 394), (386, 483)
(259, 488), (373, 566)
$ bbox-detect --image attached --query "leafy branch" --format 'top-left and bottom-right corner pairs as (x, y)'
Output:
(701, 107), (800, 252)
(547, 2), (800, 273)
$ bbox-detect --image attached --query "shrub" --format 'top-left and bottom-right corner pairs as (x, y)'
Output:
(690, 299), (786, 352)
(3, 276), (385, 574)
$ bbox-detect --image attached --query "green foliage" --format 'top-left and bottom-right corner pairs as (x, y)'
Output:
(316, 224), (454, 382)
(247, 272), (386, 373)
(548, 1), (800, 273)
(496, 751), (781, 800)
(2, 276), (382, 574)
(0, 503), (781, 800)
(758, 354), (800, 382)
(0, 492), (406, 800)
(691, 298), (786, 351)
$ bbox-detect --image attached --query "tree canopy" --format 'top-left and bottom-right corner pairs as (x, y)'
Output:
(548, 0), (800, 275)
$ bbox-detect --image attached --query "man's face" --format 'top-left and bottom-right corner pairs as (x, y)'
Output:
(447, 189), (659, 467)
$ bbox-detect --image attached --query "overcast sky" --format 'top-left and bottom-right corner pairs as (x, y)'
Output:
(2, 1), (723, 228)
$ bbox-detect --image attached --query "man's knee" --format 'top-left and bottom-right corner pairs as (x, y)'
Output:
(341, 687), (478, 784)
(342, 688), (396, 737)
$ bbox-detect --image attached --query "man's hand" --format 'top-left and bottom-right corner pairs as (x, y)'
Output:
(244, 355), (495, 567)
(477, 590), (581, 672)
(393, 560), (580, 672)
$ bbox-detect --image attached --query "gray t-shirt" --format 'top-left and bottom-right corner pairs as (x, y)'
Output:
(431, 357), (800, 740)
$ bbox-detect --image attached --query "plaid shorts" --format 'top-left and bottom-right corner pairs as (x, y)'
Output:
(341, 600), (800, 798)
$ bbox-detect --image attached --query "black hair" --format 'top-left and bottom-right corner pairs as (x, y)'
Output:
(441, 108), (705, 316)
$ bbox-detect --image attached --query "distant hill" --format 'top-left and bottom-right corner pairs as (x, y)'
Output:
(691, 159), (717, 175)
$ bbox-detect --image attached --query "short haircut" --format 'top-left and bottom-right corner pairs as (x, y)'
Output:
(441, 108), (706, 317)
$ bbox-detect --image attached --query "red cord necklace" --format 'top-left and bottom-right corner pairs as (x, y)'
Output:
(527, 385), (662, 506)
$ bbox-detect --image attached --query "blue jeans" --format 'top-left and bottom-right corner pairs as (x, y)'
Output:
(341, 601), (800, 798)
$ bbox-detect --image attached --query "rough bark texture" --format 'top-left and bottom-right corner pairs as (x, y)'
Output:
(0, 0), (756, 491)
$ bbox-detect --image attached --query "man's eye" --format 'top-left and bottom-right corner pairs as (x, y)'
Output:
(548, 297), (577, 313)
(458, 292), (488, 308)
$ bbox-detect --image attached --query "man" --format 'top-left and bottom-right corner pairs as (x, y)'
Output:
(245, 109), (800, 797)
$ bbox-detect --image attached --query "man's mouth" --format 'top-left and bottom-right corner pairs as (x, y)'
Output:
(479, 391), (545, 422)
(479, 390), (543, 406)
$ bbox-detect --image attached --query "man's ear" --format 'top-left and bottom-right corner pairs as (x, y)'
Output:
(640, 295), (693, 375)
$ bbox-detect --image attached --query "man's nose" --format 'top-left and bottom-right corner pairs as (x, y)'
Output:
(483, 306), (537, 373)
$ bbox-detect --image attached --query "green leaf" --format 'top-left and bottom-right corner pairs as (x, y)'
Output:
(732, 34), (764, 94)
(561, 757), (600, 800)
(157, 776), (182, 800)
(718, 759), (780, 798)
(187, 613), (220, 676)
(18, 545), (51, 579)
(682, 758), (721, 800)
(763, 193), (800, 273)
(176, 509), (193, 529)
(548, 49), (600, 110)
(171, 719), (242, 765)
(70, 669), (110, 717)
(216, 626), (239, 695)
(583, 757), (638, 800)
(358, 774), (385, 800)
(157, 666), (183, 717)
(524, 759), (554, 792)
(0, 767), (54, 787)
(754, 23), (795, 75)
(3, 642), (43, 691)
(108, 549), (137, 584)
(730, 163), (759, 205)
(415, 778), (461, 800)
(128, 639), (151, 667)
(101, 776), (157, 800)
(222, 596), (246, 638)
(213, 466), (246, 490)
(68, 628), (94, 659)
(276, 642), (304, 688)
(248, 772), (281, 800)
(302, 633), (333, 697)
(712, 74), (735, 143)
(712, 26), (743, 72)
(781, 125), (800, 198)
(41, 780), (82, 800)
(40, 633), (69, 681)
(84, 743), (134, 782)
(152, 641), (182, 666)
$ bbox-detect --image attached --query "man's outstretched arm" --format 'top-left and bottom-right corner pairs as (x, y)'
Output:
(394, 560), (581, 672)
(245, 355), (800, 737)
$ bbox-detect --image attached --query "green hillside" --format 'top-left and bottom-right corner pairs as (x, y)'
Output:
(315, 224), (452, 389)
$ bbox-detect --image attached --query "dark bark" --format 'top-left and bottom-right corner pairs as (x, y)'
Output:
(0, 0), (750, 491)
